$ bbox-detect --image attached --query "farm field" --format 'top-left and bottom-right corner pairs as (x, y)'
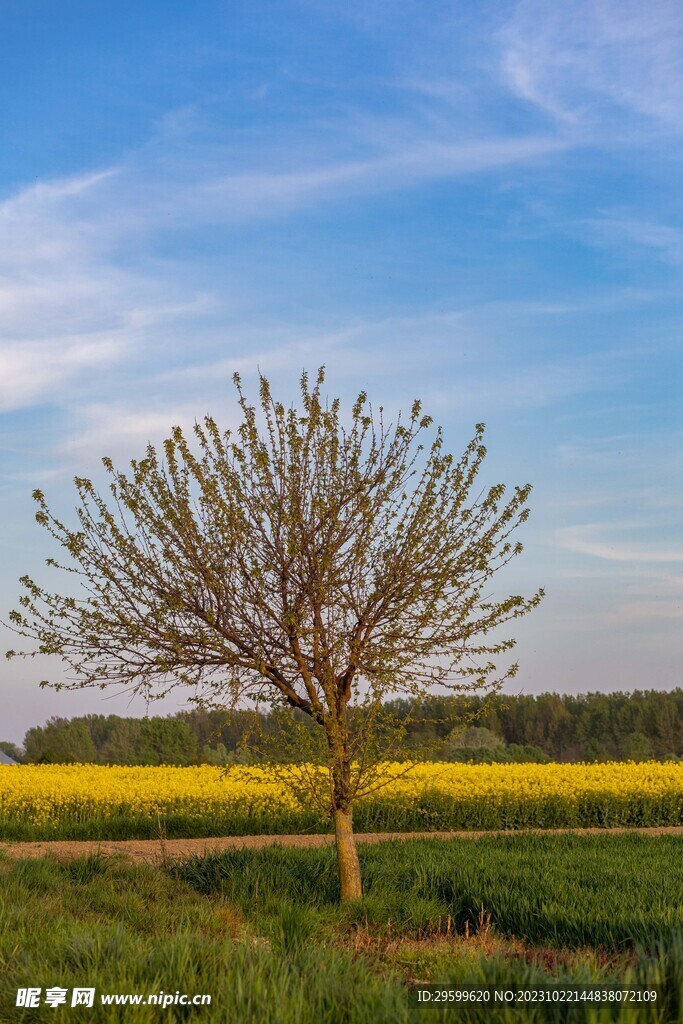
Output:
(1, 834), (682, 1023)
(2, 761), (683, 841)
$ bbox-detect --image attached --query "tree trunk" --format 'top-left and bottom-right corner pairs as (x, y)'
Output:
(333, 806), (362, 902)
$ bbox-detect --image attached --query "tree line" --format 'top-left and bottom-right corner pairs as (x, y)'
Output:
(392, 689), (683, 762)
(3, 688), (682, 765)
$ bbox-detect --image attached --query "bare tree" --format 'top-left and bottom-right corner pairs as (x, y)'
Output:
(7, 368), (543, 900)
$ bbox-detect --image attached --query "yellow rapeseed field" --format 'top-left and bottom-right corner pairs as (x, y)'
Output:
(0, 763), (302, 828)
(1, 761), (682, 838)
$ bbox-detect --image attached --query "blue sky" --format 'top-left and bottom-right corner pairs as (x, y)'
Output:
(1, 0), (682, 742)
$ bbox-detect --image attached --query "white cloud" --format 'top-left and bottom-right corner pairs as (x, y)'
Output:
(197, 135), (567, 220)
(0, 337), (126, 413)
(581, 214), (683, 268)
(0, 93), (572, 425)
(58, 403), (204, 465)
(0, 165), (216, 414)
(501, 0), (683, 131)
(557, 523), (683, 563)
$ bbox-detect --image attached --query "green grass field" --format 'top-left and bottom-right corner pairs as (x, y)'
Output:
(1, 834), (682, 1022)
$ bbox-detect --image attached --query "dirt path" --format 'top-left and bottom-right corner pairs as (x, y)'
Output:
(1, 826), (682, 864)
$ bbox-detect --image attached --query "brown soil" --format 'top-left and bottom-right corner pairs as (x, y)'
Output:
(1, 826), (682, 864)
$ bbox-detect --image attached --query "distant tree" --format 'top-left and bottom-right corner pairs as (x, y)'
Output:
(505, 743), (549, 763)
(24, 717), (97, 764)
(137, 718), (197, 765)
(0, 741), (24, 763)
(99, 717), (197, 765)
(7, 369), (542, 901)
(620, 731), (652, 762)
(445, 725), (501, 750)
(200, 742), (230, 765)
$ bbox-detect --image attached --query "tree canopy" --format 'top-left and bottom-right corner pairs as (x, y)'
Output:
(7, 368), (543, 899)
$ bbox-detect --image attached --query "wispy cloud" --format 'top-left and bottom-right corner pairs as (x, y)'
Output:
(501, 0), (683, 132)
(557, 523), (683, 563)
(0, 337), (127, 413)
(58, 403), (205, 465)
(197, 135), (567, 220)
(0, 92), (572, 427)
(0, 164), (215, 415)
(581, 214), (683, 268)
